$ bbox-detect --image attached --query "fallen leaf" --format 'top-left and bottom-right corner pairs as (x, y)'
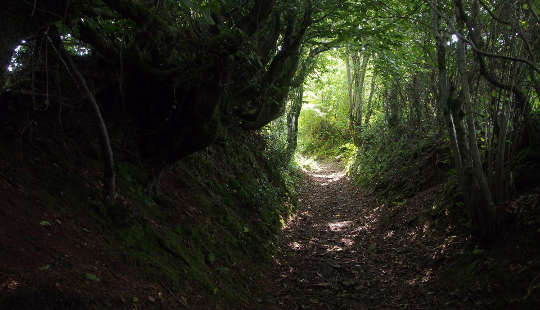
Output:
(85, 273), (99, 281)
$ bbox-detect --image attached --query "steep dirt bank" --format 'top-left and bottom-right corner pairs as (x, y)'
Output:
(0, 130), (296, 309)
(255, 162), (540, 310)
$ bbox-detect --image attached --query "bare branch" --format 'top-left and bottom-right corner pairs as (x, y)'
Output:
(453, 32), (540, 74)
(424, 0), (539, 74)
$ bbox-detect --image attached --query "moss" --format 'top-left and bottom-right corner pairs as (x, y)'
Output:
(33, 165), (94, 213)
(116, 161), (162, 219)
(444, 247), (540, 309)
(27, 129), (296, 306)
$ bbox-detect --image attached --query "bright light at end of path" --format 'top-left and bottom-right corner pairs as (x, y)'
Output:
(310, 170), (346, 186)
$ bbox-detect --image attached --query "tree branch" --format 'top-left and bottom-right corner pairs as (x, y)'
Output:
(425, 0), (539, 73)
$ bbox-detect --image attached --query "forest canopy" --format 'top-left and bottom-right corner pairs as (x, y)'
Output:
(1, 0), (539, 238)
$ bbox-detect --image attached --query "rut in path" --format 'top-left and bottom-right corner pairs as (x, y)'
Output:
(257, 162), (456, 310)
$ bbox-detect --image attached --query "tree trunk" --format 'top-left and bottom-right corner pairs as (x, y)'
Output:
(494, 106), (508, 202)
(346, 52), (353, 131)
(48, 26), (116, 203)
(286, 84), (304, 160)
(355, 53), (370, 126)
(455, 0), (496, 239)
(430, 2), (471, 207)
(364, 71), (377, 125)
(351, 52), (369, 145)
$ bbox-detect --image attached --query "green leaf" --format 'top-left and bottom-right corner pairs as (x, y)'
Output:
(472, 248), (484, 255)
(85, 273), (99, 281)
(40, 221), (52, 226)
(39, 264), (51, 271)
(522, 3), (528, 9)
(243, 226), (250, 233)
(208, 253), (216, 264)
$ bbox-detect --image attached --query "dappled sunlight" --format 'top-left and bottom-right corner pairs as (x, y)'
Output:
(268, 155), (477, 309)
(300, 210), (312, 217)
(340, 238), (354, 246)
(431, 235), (459, 260)
(348, 204), (386, 235)
(294, 156), (347, 186)
(325, 245), (344, 252)
(353, 223), (372, 232)
(407, 268), (433, 286)
(288, 241), (304, 251)
(311, 170), (346, 186)
(271, 156), (469, 308)
(383, 230), (395, 240)
(281, 210), (313, 231)
(308, 236), (320, 245)
(327, 220), (353, 232)
(407, 230), (418, 241)
(295, 154), (323, 173)
(301, 103), (325, 117)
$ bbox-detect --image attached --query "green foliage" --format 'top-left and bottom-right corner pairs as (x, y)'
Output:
(350, 115), (448, 201)
(300, 117), (349, 158)
(262, 114), (290, 169)
(444, 246), (540, 309)
(27, 128), (297, 305)
(297, 52), (353, 161)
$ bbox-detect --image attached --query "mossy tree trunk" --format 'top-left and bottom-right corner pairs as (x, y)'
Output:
(286, 85), (304, 160)
(455, 0), (496, 240)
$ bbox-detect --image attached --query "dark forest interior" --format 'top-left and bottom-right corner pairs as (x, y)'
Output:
(1, 0), (539, 309)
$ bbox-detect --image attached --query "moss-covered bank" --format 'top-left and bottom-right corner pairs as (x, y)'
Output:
(0, 126), (298, 309)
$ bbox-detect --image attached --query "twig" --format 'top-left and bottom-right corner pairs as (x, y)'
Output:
(425, 0), (539, 74)
(45, 28), (116, 203)
(31, 0), (37, 16)
(478, 0), (511, 26)
(527, 0), (540, 24)
(524, 272), (540, 300)
(453, 32), (539, 74)
(158, 280), (189, 309)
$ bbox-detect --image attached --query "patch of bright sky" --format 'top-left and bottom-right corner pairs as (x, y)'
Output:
(447, 34), (459, 46)
(302, 86), (325, 116)
(7, 40), (26, 72)
(300, 51), (347, 117)
(7, 34), (91, 72)
(301, 102), (325, 117)
(62, 34), (91, 56)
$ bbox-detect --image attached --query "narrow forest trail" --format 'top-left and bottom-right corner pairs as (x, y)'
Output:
(256, 162), (460, 310)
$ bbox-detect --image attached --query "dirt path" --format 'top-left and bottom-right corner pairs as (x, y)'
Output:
(257, 162), (453, 310)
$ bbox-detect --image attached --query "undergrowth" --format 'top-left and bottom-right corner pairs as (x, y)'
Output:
(27, 128), (299, 307)
(349, 118), (449, 202)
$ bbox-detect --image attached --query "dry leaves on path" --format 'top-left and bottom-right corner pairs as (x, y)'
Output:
(255, 161), (473, 310)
